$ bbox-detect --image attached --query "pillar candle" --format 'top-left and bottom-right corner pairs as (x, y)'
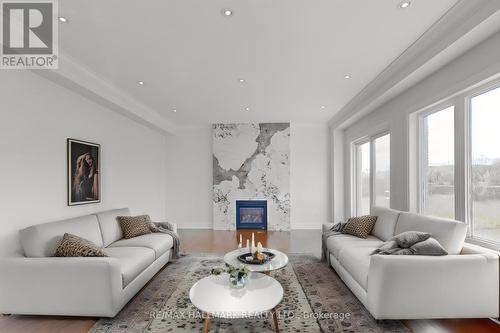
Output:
(251, 232), (256, 253)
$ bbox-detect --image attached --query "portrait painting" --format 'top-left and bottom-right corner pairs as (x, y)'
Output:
(67, 138), (100, 205)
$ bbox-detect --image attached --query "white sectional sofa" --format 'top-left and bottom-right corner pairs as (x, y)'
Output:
(324, 207), (499, 319)
(0, 208), (176, 317)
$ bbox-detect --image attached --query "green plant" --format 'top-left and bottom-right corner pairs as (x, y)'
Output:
(211, 264), (249, 280)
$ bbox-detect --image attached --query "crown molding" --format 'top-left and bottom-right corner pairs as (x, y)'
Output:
(176, 122), (328, 131)
(177, 124), (212, 130)
(328, 0), (500, 129)
(33, 51), (177, 135)
(291, 122), (329, 129)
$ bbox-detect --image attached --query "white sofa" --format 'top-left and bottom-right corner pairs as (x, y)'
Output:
(324, 207), (499, 319)
(0, 208), (176, 317)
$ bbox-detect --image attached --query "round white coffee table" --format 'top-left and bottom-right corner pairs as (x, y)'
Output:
(223, 248), (289, 273)
(190, 272), (283, 333)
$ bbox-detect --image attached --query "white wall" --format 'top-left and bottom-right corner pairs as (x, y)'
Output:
(0, 70), (168, 257)
(335, 29), (500, 218)
(165, 124), (330, 229)
(164, 127), (213, 228)
(290, 124), (330, 229)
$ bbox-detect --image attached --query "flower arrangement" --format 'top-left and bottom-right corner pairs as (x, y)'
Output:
(211, 264), (249, 289)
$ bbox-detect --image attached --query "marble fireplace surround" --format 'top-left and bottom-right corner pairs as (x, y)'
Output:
(212, 123), (290, 231)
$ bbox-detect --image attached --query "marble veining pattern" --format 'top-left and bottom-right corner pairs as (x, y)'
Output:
(213, 123), (290, 230)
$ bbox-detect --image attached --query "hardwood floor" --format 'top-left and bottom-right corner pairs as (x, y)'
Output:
(403, 318), (500, 333)
(178, 229), (321, 256)
(0, 315), (95, 333)
(0, 229), (498, 333)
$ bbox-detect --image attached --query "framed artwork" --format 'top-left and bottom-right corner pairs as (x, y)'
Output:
(67, 138), (100, 206)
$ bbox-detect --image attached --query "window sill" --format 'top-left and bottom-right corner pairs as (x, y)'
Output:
(465, 237), (500, 253)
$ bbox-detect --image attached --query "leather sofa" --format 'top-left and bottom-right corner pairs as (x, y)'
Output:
(324, 207), (499, 319)
(0, 208), (176, 317)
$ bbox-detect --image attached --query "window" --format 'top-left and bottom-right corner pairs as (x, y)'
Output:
(354, 132), (391, 216)
(420, 106), (455, 219)
(355, 142), (371, 216)
(470, 86), (500, 243)
(413, 80), (500, 248)
(374, 134), (391, 208)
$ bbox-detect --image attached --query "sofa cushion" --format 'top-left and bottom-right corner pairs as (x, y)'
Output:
(55, 233), (107, 257)
(103, 246), (155, 287)
(95, 208), (130, 247)
(338, 246), (376, 290)
(326, 234), (384, 260)
(395, 212), (467, 254)
(370, 206), (400, 241)
(108, 233), (173, 259)
(20, 215), (103, 257)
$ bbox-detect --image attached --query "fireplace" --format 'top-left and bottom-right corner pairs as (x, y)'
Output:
(236, 200), (267, 230)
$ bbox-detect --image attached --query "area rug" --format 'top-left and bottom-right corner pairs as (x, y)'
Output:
(89, 254), (409, 333)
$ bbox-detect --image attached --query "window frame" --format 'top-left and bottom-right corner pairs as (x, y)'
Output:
(464, 81), (500, 248)
(416, 102), (455, 218)
(351, 129), (391, 217)
(352, 138), (370, 217)
(372, 132), (391, 209)
(412, 77), (500, 250)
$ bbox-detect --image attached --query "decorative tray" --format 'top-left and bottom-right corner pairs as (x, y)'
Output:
(237, 251), (276, 265)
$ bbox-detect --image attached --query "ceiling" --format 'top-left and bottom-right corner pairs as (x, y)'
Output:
(56, 0), (459, 126)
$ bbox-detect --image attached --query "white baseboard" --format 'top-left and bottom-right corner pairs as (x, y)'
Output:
(177, 222), (327, 230)
(177, 222), (212, 229)
(291, 222), (328, 230)
(291, 226), (322, 230)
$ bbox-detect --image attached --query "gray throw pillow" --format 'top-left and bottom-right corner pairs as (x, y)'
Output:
(410, 237), (448, 256)
(372, 239), (397, 255)
(391, 248), (415, 255)
(393, 231), (431, 248)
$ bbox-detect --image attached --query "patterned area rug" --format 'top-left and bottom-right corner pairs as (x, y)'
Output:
(89, 254), (409, 333)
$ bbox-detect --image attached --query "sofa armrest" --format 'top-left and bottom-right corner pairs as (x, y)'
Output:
(322, 223), (335, 234)
(367, 254), (499, 319)
(154, 221), (178, 234)
(0, 256), (122, 316)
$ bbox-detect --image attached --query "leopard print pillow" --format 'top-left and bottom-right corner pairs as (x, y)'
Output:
(341, 215), (378, 239)
(135, 214), (160, 232)
(117, 215), (152, 239)
(54, 233), (107, 257)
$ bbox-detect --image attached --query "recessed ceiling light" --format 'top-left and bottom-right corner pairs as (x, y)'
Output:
(58, 16), (68, 23)
(238, 78), (246, 83)
(344, 75), (351, 79)
(221, 8), (233, 17)
(399, 1), (411, 9)
(173, 109), (177, 113)
(137, 81), (144, 85)
(321, 106), (326, 109)
(244, 107), (250, 111)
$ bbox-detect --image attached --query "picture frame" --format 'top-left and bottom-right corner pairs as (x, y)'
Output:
(67, 138), (101, 206)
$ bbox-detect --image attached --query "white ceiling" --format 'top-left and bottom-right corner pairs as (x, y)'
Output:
(57, 0), (459, 126)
